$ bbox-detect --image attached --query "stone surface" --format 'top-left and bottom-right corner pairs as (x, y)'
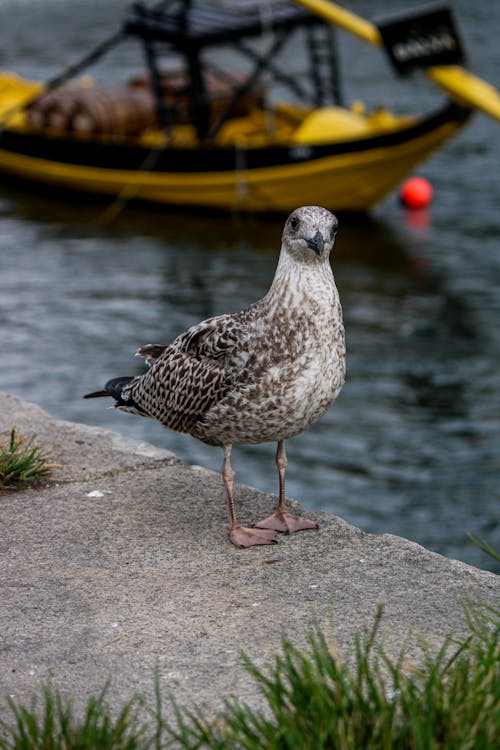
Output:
(0, 390), (498, 716)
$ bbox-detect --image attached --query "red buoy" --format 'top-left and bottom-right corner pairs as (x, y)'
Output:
(400, 177), (433, 210)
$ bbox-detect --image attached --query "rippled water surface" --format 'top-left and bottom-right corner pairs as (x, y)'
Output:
(1, 1), (499, 571)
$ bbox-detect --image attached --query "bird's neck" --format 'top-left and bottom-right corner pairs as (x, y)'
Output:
(266, 247), (336, 313)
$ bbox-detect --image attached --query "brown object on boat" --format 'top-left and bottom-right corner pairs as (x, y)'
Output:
(26, 84), (83, 131)
(130, 69), (265, 125)
(70, 87), (156, 135)
(27, 84), (157, 136)
(26, 68), (264, 137)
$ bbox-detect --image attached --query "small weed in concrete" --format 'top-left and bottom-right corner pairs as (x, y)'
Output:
(0, 426), (52, 489)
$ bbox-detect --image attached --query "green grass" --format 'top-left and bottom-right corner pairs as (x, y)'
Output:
(0, 686), (150, 750)
(468, 532), (500, 563)
(0, 602), (498, 750)
(0, 426), (53, 490)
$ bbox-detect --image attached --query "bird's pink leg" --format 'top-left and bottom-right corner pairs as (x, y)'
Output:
(222, 445), (277, 548)
(253, 440), (319, 534)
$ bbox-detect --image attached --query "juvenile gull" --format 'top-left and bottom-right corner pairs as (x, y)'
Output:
(84, 206), (345, 548)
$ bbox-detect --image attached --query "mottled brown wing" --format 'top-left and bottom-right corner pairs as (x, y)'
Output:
(122, 315), (248, 434)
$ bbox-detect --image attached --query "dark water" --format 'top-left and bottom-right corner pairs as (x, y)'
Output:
(1, 1), (499, 572)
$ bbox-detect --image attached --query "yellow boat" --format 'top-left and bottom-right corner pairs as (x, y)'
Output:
(0, 0), (497, 213)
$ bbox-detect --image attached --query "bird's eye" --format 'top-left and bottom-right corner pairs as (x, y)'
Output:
(290, 215), (299, 230)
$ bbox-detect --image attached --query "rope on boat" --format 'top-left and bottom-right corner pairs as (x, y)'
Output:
(97, 146), (166, 225)
(43, 30), (128, 95)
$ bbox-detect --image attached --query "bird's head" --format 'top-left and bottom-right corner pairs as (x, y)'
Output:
(282, 206), (338, 264)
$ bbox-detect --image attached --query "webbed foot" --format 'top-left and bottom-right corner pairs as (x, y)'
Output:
(230, 524), (278, 548)
(253, 510), (318, 534)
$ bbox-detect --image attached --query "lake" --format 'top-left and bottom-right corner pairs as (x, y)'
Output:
(0, 0), (499, 572)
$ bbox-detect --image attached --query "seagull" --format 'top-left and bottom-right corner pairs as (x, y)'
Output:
(84, 206), (345, 548)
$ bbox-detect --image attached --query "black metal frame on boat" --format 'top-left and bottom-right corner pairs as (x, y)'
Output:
(123, 0), (343, 138)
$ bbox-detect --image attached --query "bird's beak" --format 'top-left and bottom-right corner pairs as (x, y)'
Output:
(306, 230), (325, 256)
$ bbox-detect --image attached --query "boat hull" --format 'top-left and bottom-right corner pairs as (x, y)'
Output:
(0, 102), (471, 212)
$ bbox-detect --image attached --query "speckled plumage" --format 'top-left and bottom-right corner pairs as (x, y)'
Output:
(85, 206), (345, 548)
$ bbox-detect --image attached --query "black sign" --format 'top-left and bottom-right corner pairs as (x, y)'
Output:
(376, 2), (466, 76)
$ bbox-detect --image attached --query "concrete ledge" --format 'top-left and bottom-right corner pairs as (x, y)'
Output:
(0, 390), (498, 713)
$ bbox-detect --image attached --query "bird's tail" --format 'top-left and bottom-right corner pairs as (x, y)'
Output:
(84, 376), (135, 405)
(83, 375), (149, 417)
(83, 375), (150, 417)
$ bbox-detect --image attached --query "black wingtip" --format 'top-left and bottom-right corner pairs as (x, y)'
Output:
(83, 376), (135, 402)
(83, 390), (110, 399)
